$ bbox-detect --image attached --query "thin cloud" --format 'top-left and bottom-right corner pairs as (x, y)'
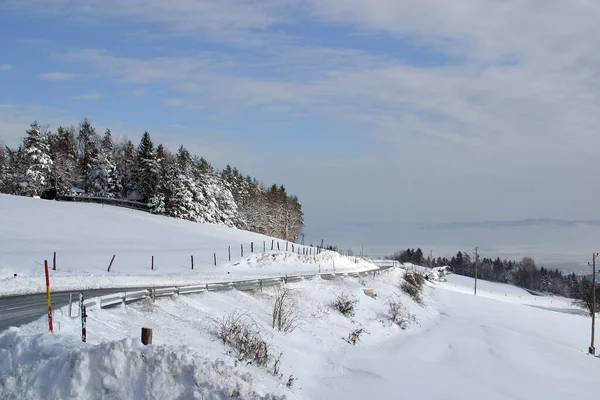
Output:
(39, 72), (80, 81)
(0, 64), (12, 71)
(74, 92), (103, 100)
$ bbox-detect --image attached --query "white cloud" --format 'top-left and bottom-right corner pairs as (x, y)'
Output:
(39, 72), (80, 81)
(0, 64), (12, 71)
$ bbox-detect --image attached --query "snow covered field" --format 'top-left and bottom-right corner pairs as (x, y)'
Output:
(0, 195), (374, 296)
(2, 269), (599, 399)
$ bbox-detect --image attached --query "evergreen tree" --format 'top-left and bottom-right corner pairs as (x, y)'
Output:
(21, 122), (53, 196)
(49, 126), (78, 195)
(90, 129), (122, 197)
(136, 131), (159, 202)
(76, 118), (99, 194)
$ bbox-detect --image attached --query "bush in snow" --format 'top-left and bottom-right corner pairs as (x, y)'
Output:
(386, 296), (418, 329)
(404, 270), (425, 289)
(332, 292), (358, 317)
(272, 286), (300, 334)
(212, 311), (271, 368)
(401, 280), (422, 305)
(401, 271), (425, 305)
(344, 327), (367, 345)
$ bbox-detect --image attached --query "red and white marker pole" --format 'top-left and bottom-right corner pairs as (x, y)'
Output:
(44, 260), (54, 334)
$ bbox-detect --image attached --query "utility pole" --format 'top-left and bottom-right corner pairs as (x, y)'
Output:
(589, 253), (598, 355)
(474, 246), (479, 296)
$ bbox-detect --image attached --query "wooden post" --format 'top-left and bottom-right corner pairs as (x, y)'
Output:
(277, 242), (280, 251)
(151, 255), (154, 270)
(228, 246), (231, 261)
(271, 240), (274, 250)
(107, 255), (116, 272)
(141, 328), (153, 345)
(153, 286), (156, 303)
(263, 241), (266, 252)
(214, 253), (217, 266)
(44, 260), (53, 334)
(241, 244), (244, 257)
(286, 242), (288, 251)
(191, 255), (194, 270)
(251, 242), (254, 253)
(53, 252), (57, 271)
(292, 244), (295, 253)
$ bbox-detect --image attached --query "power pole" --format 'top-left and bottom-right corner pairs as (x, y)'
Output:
(474, 246), (479, 296)
(589, 253), (598, 355)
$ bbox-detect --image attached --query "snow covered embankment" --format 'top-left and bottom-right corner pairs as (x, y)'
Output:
(0, 194), (378, 296)
(1, 268), (434, 399)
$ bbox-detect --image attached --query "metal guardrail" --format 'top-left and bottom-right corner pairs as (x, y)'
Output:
(79, 267), (394, 312)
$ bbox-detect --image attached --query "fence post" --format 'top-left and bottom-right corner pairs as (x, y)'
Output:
(80, 292), (86, 342)
(263, 241), (266, 252)
(241, 244), (244, 257)
(141, 328), (153, 345)
(277, 242), (280, 251)
(53, 252), (57, 271)
(214, 253), (217, 266)
(292, 244), (295, 253)
(152, 255), (154, 270)
(107, 255), (116, 272)
(251, 242), (254, 253)
(191, 255), (194, 270)
(271, 240), (274, 250)
(228, 246), (231, 261)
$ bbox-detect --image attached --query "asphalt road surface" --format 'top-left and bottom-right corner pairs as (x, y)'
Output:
(0, 287), (148, 332)
(0, 266), (392, 332)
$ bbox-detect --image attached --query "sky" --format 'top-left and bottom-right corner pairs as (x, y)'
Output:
(1, 0), (600, 272)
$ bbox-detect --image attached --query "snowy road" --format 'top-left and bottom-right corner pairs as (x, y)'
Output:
(0, 287), (152, 332)
(311, 280), (600, 400)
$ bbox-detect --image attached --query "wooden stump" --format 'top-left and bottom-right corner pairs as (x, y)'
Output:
(141, 327), (153, 345)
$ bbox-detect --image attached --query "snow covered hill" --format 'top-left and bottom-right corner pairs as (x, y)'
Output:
(0, 195), (374, 296)
(2, 268), (599, 399)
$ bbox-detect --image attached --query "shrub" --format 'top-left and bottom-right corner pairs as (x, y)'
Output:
(272, 286), (300, 334)
(401, 280), (422, 304)
(386, 296), (418, 329)
(404, 270), (425, 288)
(344, 328), (367, 345)
(332, 292), (358, 317)
(211, 311), (271, 368)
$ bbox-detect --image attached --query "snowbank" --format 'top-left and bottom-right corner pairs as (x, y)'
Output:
(0, 328), (282, 400)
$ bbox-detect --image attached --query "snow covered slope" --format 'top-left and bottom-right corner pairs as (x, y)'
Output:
(3, 268), (599, 399)
(0, 195), (375, 296)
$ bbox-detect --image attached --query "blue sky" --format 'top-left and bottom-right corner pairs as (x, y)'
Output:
(2, 0), (600, 271)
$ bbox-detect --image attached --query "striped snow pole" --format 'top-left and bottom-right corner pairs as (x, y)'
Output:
(44, 260), (54, 334)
